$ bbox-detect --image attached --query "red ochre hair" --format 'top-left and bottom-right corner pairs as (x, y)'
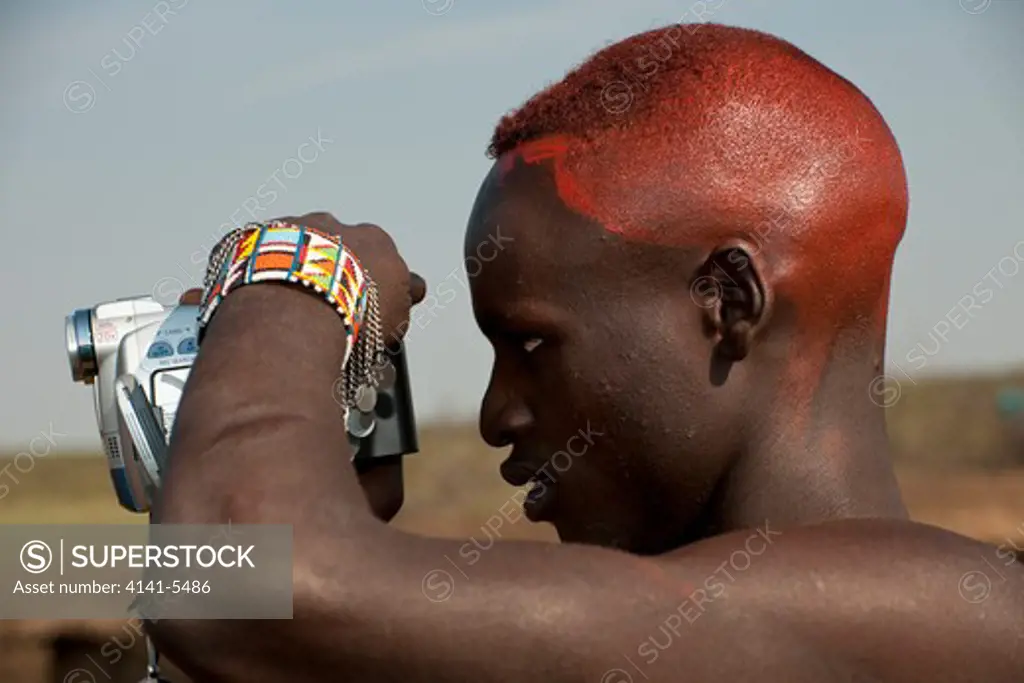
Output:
(487, 23), (908, 333)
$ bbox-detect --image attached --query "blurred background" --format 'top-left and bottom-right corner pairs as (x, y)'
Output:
(2, 0), (1023, 680)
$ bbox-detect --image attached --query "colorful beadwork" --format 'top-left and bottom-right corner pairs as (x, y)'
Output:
(198, 221), (370, 345)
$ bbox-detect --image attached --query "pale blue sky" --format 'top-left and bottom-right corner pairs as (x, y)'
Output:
(1, 0), (1022, 449)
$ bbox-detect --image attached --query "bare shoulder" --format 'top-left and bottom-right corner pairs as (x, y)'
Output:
(656, 519), (1023, 682)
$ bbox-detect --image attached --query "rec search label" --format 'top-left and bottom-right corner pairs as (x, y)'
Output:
(1, 524), (293, 619)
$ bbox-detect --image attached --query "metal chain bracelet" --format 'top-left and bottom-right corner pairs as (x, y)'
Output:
(337, 273), (387, 409)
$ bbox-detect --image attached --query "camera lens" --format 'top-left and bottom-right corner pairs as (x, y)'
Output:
(66, 309), (98, 383)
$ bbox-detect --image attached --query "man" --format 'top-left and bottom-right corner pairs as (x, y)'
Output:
(149, 24), (1023, 682)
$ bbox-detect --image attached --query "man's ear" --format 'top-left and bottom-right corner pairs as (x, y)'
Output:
(691, 244), (769, 362)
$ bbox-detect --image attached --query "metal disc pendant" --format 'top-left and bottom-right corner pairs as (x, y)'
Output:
(355, 384), (377, 413)
(375, 361), (397, 389)
(348, 410), (376, 438)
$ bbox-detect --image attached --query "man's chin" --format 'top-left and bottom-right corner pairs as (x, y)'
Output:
(553, 520), (632, 551)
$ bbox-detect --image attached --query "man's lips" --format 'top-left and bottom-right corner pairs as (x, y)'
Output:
(500, 455), (560, 522)
(500, 456), (556, 487)
(499, 458), (531, 486)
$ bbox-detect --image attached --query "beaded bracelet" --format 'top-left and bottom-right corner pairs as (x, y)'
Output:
(197, 221), (385, 408)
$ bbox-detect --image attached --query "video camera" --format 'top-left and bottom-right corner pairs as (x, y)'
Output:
(65, 294), (418, 514)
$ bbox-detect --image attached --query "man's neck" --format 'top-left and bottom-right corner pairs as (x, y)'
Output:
(711, 431), (908, 538)
(706, 382), (908, 538)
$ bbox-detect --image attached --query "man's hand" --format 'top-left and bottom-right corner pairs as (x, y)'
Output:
(270, 214), (420, 523)
(172, 211), (425, 524)
(273, 212), (427, 346)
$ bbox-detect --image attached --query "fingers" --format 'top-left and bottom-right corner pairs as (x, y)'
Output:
(271, 213), (341, 232)
(294, 212), (341, 232)
(178, 288), (203, 305)
(409, 273), (427, 305)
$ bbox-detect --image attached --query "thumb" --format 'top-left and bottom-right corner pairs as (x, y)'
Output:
(409, 272), (427, 305)
(178, 288), (203, 305)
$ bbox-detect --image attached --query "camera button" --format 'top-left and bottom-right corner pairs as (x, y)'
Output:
(147, 341), (174, 359)
(177, 337), (198, 355)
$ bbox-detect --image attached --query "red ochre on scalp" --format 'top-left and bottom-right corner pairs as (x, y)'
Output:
(497, 135), (611, 235)
(488, 23), (907, 324)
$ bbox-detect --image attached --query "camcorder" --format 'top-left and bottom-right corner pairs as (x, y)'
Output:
(65, 294), (419, 515)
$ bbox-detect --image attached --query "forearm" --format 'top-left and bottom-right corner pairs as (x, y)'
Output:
(156, 282), (366, 522)
(150, 282), (387, 676)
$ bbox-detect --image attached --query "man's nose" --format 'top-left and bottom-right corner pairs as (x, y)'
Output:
(479, 379), (532, 448)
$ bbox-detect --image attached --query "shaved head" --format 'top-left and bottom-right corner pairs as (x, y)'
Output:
(490, 24), (907, 333)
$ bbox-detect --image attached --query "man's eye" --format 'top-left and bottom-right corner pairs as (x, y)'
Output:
(522, 337), (544, 353)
